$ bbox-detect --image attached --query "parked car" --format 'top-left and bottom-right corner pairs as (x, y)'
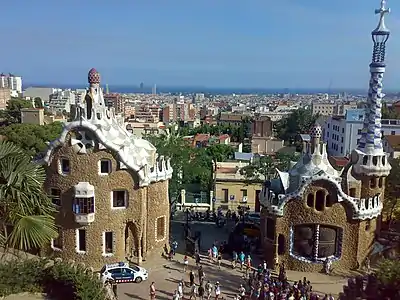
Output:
(246, 212), (261, 224)
(100, 262), (148, 283)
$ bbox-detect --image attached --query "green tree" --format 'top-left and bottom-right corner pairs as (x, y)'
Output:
(0, 141), (57, 251)
(375, 259), (400, 298)
(1, 98), (33, 124)
(240, 155), (276, 182)
(275, 152), (299, 171)
(0, 123), (63, 157)
(33, 97), (43, 109)
(144, 128), (193, 201)
(382, 103), (400, 119)
(383, 157), (400, 224)
(275, 108), (319, 144)
(206, 143), (235, 190)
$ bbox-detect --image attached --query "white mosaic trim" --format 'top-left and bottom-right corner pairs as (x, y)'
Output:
(288, 225), (343, 264)
(260, 176), (382, 220)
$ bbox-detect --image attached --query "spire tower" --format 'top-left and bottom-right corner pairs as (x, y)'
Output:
(351, 0), (391, 177)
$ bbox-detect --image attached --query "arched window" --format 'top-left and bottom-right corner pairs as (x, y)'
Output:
(378, 177), (383, 188)
(266, 218), (275, 240)
(315, 190), (325, 211)
(325, 194), (332, 207)
(292, 224), (341, 262)
(370, 178), (377, 189)
(278, 234), (285, 255)
(306, 193), (314, 208)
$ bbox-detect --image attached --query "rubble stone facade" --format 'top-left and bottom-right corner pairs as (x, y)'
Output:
(41, 69), (172, 269)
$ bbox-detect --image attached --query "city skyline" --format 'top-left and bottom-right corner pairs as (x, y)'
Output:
(2, 0), (400, 89)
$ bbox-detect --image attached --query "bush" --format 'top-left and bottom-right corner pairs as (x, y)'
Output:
(0, 258), (107, 300)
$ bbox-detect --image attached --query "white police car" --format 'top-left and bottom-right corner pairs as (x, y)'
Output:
(100, 262), (149, 283)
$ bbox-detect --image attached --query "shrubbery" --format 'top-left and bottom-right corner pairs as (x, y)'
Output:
(0, 258), (108, 300)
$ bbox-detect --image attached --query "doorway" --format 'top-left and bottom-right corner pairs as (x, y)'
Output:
(255, 190), (261, 212)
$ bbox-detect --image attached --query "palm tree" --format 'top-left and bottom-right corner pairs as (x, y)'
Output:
(0, 141), (57, 251)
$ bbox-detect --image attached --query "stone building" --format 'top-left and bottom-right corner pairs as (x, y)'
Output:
(259, 1), (392, 273)
(41, 68), (172, 269)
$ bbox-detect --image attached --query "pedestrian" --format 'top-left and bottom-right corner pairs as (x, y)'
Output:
(217, 253), (222, 269)
(177, 281), (184, 299)
(173, 290), (180, 300)
(198, 284), (205, 300)
(205, 281), (213, 300)
(232, 251), (238, 269)
(149, 282), (156, 300)
(214, 282), (221, 300)
(195, 251), (201, 266)
(112, 279), (118, 299)
(365, 257), (370, 273)
(239, 251), (245, 270)
(198, 266), (205, 285)
(208, 248), (212, 260)
(183, 255), (189, 272)
(190, 270), (195, 287)
(245, 255), (252, 276)
(190, 284), (198, 300)
(172, 240), (178, 255)
(212, 245), (218, 261)
(239, 284), (246, 300)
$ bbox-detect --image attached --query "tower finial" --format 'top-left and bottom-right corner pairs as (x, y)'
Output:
(374, 0), (390, 33)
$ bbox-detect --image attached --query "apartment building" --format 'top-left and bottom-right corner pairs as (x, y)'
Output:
(48, 89), (76, 113)
(23, 87), (57, 104)
(312, 101), (358, 116)
(134, 105), (160, 123)
(323, 108), (400, 156)
(214, 161), (262, 212)
(251, 115), (273, 137)
(0, 73), (22, 93)
(0, 88), (11, 110)
(162, 101), (195, 124)
(104, 93), (124, 114)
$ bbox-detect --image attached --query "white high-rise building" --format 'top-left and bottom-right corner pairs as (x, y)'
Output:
(0, 73), (22, 93)
(48, 89), (76, 113)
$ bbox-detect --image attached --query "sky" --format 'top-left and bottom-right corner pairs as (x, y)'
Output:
(2, 0), (400, 90)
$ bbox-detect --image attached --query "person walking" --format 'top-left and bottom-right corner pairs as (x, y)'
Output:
(190, 284), (198, 300)
(198, 284), (205, 300)
(214, 282), (221, 300)
(149, 282), (156, 300)
(232, 251), (238, 269)
(190, 270), (195, 287)
(198, 266), (205, 285)
(177, 281), (184, 299)
(217, 253), (222, 269)
(205, 281), (213, 300)
(195, 251), (201, 266)
(183, 255), (189, 272)
(245, 254), (252, 276)
(239, 284), (246, 300)
(173, 290), (180, 300)
(239, 251), (245, 271)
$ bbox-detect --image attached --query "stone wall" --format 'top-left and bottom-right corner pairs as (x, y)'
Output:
(145, 181), (170, 259)
(266, 179), (361, 273)
(43, 131), (167, 269)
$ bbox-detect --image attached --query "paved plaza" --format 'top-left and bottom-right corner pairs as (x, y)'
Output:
(116, 221), (348, 300)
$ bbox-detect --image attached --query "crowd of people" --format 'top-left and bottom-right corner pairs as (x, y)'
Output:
(160, 240), (336, 300)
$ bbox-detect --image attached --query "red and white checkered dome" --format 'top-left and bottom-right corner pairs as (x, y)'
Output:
(310, 123), (322, 139)
(88, 68), (100, 85)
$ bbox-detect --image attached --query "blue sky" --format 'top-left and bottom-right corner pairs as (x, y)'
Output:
(2, 0), (400, 89)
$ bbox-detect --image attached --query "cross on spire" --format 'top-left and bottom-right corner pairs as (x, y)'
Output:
(374, 0), (390, 32)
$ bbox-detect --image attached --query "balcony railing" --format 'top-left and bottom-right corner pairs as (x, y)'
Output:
(74, 213), (95, 225)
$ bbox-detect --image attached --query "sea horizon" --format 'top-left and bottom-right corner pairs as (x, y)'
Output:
(23, 83), (397, 96)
